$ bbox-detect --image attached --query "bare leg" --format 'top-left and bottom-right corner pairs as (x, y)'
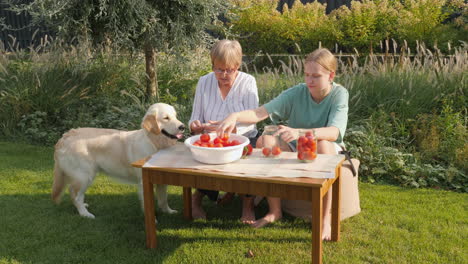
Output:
(322, 187), (332, 240)
(317, 140), (336, 240)
(250, 197), (282, 228)
(241, 195), (255, 224)
(191, 190), (206, 219)
(251, 135), (290, 228)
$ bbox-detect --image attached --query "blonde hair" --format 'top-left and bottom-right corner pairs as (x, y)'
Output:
(210, 40), (242, 69)
(305, 48), (337, 73)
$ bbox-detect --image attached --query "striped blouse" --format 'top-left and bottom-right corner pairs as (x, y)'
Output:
(189, 71), (259, 138)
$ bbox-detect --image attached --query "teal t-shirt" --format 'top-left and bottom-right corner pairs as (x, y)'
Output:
(263, 82), (349, 145)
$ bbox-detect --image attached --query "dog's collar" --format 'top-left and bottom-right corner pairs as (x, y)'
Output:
(161, 129), (179, 140)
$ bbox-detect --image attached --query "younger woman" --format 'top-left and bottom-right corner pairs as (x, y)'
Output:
(216, 48), (348, 240)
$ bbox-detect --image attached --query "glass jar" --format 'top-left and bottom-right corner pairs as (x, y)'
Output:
(297, 130), (317, 162)
(261, 125), (282, 157)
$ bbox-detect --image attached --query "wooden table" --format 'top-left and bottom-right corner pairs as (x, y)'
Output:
(132, 156), (345, 264)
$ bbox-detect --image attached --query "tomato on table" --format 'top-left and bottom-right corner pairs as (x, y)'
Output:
(271, 146), (282, 156)
(262, 147), (271, 157)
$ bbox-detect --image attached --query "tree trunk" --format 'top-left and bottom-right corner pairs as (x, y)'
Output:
(144, 44), (158, 100)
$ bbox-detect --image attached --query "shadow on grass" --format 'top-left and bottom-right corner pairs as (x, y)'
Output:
(0, 192), (309, 264)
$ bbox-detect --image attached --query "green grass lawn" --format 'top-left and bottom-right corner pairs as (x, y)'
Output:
(0, 141), (467, 264)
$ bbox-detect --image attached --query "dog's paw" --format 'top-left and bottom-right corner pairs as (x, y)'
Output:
(80, 212), (95, 219)
(161, 208), (177, 214)
(166, 208), (178, 214)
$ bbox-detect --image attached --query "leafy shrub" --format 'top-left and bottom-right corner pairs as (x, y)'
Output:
(395, 0), (449, 49)
(331, 0), (400, 52)
(228, 0), (288, 54)
(280, 1), (339, 53)
(412, 103), (467, 171)
(346, 111), (467, 192)
(227, 0), (466, 54)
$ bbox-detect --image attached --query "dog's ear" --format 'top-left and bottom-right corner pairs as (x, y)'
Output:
(142, 114), (161, 135)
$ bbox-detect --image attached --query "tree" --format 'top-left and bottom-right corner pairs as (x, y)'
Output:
(3, 0), (228, 99)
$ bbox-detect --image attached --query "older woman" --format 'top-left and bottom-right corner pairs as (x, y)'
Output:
(189, 39), (259, 223)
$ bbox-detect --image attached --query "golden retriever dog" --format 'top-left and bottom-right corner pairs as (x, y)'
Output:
(52, 103), (185, 218)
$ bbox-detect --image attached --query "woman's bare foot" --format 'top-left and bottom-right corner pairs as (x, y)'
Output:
(191, 191), (206, 220)
(322, 213), (331, 240)
(322, 222), (331, 241)
(250, 211), (282, 228)
(241, 196), (255, 224)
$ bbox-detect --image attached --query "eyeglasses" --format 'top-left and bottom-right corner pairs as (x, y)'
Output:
(213, 67), (237, 74)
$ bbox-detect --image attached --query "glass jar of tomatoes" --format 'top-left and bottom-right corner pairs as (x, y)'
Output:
(261, 125), (282, 157)
(297, 130), (317, 162)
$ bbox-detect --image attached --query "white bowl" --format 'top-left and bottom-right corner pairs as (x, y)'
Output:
(184, 133), (250, 164)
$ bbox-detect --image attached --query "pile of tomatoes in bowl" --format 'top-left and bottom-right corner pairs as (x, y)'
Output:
(184, 133), (250, 164)
(191, 133), (242, 148)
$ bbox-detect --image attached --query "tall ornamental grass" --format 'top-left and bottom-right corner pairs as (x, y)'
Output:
(0, 38), (466, 191)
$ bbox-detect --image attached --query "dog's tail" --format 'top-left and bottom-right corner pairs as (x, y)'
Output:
(51, 158), (66, 204)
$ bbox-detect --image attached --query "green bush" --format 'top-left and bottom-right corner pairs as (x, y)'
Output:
(412, 103), (467, 171)
(346, 110), (467, 192)
(227, 0), (467, 54)
(395, 0), (448, 49)
(227, 0), (288, 53)
(332, 0), (400, 52)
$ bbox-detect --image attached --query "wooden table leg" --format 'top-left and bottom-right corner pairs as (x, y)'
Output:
(311, 188), (323, 264)
(331, 171), (341, 241)
(142, 169), (157, 248)
(183, 187), (193, 220)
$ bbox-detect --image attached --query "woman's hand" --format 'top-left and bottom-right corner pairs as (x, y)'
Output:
(215, 113), (238, 137)
(273, 125), (299, 143)
(206, 121), (236, 133)
(189, 120), (205, 135)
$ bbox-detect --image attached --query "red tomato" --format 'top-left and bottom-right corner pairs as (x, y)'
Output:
(297, 151), (305, 160)
(311, 152), (317, 159)
(193, 143), (201, 146)
(304, 151), (317, 160)
(305, 131), (313, 137)
(311, 143), (317, 152)
(298, 136), (308, 146)
(307, 139), (315, 149)
(297, 144), (303, 152)
(200, 133), (210, 143)
(242, 144), (253, 156)
(221, 134), (229, 142)
(231, 140), (241, 146)
(213, 137), (222, 145)
(194, 140), (202, 145)
(272, 146), (282, 156)
(208, 142), (214, 148)
(262, 147), (271, 157)
(302, 146), (311, 152)
(200, 142), (209, 147)
(247, 144), (253, 155)
(214, 143), (224, 148)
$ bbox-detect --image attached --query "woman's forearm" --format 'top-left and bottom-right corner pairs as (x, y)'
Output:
(217, 106), (269, 136)
(232, 106), (269, 124)
(298, 126), (340, 142)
